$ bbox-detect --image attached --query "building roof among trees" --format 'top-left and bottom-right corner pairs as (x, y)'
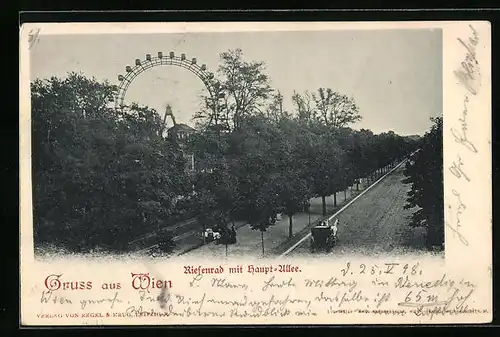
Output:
(168, 123), (196, 133)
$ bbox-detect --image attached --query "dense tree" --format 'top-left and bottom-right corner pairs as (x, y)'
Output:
(193, 82), (230, 133)
(272, 114), (313, 237)
(312, 88), (362, 128)
(248, 174), (281, 257)
(335, 128), (361, 195)
(403, 117), (444, 250)
(277, 172), (311, 238)
(292, 90), (315, 123)
(292, 88), (362, 212)
(197, 48), (274, 131)
(190, 157), (239, 242)
(267, 91), (287, 123)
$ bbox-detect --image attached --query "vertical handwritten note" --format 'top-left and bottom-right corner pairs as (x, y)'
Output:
(442, 22), (491, 322)
(446, 24), (481, 248)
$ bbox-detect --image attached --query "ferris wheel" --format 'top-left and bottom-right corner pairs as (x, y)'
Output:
(114, 51), (223, 111)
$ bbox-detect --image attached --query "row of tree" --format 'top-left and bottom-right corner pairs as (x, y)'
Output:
(31, 49), (420, 254)
(178, 49), (419, 254)
(187, 104), (417, 250)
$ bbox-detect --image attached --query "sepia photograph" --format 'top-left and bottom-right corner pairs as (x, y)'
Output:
(29, 28), (444, 260)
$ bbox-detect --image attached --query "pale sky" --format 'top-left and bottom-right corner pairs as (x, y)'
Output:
(30, 29), (442, 136)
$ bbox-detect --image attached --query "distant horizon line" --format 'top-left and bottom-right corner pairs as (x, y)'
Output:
(166, 120), (425, 138)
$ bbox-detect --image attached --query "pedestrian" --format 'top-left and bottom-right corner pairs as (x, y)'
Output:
(231, 225), (237, 244)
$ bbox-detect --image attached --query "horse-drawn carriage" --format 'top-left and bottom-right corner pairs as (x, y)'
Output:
(204, 226), (237, 245)
(310, 220), (338, 252)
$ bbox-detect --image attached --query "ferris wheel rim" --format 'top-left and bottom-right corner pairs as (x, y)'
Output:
(114, 53), (219, 111)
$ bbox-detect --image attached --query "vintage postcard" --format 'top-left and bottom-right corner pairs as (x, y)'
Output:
(19, 21), (492, 325)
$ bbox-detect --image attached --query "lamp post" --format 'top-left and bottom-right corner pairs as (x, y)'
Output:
(308, 202), (311, 226)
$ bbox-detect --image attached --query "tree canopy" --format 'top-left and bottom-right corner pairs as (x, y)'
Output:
(32, 50), (423, 255)
(32, 73), (191, 252)
(403, 117), (444, 250)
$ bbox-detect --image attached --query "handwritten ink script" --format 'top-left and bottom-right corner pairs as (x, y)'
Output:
(31, 261), (489, 324)
(447, 24), (481, 247)
(445, 190), (468, 246)
(449, 155), (470, 182)
(451, 24), (480, 154)
(454, 25), (481, 96)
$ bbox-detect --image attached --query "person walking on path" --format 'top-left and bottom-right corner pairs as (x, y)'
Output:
(230, 224), (237, 244)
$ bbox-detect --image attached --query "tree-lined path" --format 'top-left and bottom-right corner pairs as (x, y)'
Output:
(184, 182), (361, 259)
(285, 163), (426, 258)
